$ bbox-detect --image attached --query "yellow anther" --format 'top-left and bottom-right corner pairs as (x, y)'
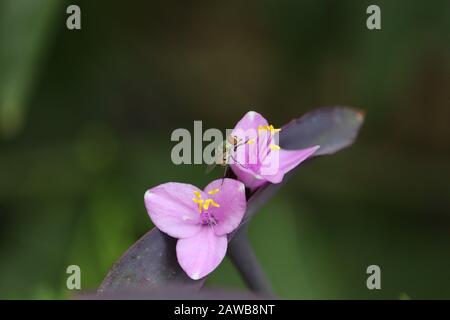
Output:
(212, 201), (220, 207)
(192, 198), (204, 213)
(269, 144), (281, 151)
(193, 191), (202, 198)
(203, 200), (211, 210)
(258, 124), (281, 135)
(208, 188), (220, 195)
(192, 191), (220, 213)
(269, 125), (281, 133)
(203, 199), (220, 210)
(246, 139), (255, 145)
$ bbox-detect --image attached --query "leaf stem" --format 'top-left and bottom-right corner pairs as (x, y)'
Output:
(227, 227), (275, 297)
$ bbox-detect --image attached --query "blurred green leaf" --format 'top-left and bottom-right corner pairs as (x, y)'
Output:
(0, 0), (60, 137)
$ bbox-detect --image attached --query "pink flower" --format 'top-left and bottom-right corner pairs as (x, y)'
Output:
(144, 178), (246, 280)
(230, 111), (320, 190)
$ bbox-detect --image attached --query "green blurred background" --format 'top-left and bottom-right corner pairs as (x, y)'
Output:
(1, 0), (449, 299)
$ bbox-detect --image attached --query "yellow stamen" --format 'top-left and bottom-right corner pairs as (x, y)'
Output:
(204, 199), (220, 210)
(211, 200), (220, 207)
(258, 125), (265, 131)
(269, 125), (281, 133)
(192, 191), (220, 213)
(246, 139), (255, 145)
(258, 124), (281, 135)
(193, 191), (202, 198)
(208, 188), (220, 195)
(203, 199), (211, 210)
(269, 144), (281, 151)
(192, 198), (204, 213)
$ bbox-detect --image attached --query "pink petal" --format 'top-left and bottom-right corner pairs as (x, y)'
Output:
(176, 227), (227, 280)
(229, 111), (270, 189)
(232, 111), (268, 133)
(230, 112), (264, 168)
(203, 178), (246, 236)
(231, 165), (267, 190)
(263, 145), (320, 183)
(144, 183), (203, 239)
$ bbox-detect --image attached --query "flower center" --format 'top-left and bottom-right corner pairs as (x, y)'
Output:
(192, 189), (220, 226)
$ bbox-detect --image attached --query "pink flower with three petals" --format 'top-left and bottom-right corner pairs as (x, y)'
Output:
(230, 111), (320, 190)
(144, 178), (246, 280)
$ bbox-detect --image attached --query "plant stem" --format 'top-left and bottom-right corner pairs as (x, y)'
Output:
(227, 227), (275, 297)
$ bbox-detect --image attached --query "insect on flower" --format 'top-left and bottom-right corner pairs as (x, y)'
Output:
(205, 134), (252, 181)
(229, 111), (320, 190)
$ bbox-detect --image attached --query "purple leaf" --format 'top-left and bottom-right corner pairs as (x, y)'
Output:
(98, 228), (204, 293)
(280, 106), (365, 156)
